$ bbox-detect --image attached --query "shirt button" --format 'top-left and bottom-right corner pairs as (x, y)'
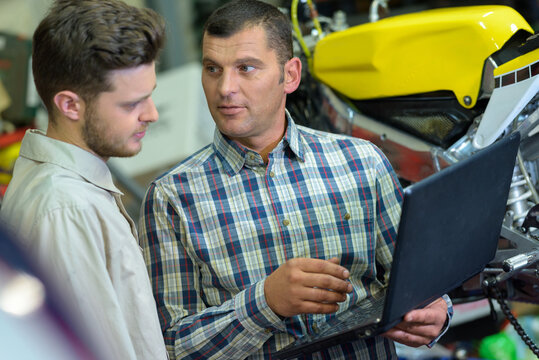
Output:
(249, 154), (256, 160)
(269, 171), (275, 178)
(265, 328), (271, 334)
(344, 213), (351, 220)
(283, 219), (290, 226)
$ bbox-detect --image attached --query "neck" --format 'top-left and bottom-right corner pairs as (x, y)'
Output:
(235, 116), (288, 164)
(46, 121), (78, 145)
(46, 120), (107, 162)
(259, 136), (283, 163)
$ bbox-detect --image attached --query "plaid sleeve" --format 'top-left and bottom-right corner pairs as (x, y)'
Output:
(138, 181), (283, 359)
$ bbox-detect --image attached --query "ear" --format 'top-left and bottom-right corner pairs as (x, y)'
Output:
(283, 57), (302, 94)
(52, 90), (83, 121)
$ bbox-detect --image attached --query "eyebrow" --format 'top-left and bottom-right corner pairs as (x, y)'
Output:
(120, 83), (157, 105)
(202, 56), (265, 68)
(235, 57), (265, 66)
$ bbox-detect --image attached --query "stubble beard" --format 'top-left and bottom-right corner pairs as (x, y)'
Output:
(82, 104), (141, 159)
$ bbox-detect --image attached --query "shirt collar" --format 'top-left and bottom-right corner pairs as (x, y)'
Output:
(19, 129), (123, 194)
(212, 110), (306, 176)
(283, 110), (306, 162)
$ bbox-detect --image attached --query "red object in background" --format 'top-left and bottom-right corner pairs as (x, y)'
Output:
(0, 127), (31, 197)
(0, 126), (29, 148)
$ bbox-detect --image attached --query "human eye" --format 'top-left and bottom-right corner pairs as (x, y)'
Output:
(204, 64), (220, 74)
(123, 101), (140, 111)
(239, 64), (255, 73)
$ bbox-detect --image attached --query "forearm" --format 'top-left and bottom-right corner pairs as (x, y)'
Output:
(165, 280), (284, 359)
(140, 185), (285, 358)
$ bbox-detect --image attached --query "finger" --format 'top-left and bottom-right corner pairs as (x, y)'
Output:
(403, 300), (447, 325)
(300, 272), (353, 294)
(392, 313), (446, 337)
(403, 309), (437, 325)
(327, 257), (341, 265)
(293, 258), (350, 280)
(298, 300), (341, 315)
(383, 328), (432, 347)
(392, 321), (441, 338)
(302, 286), (349, 304)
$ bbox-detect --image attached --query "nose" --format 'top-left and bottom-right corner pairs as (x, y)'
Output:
(140, 97), (159, 123)
(218, 69), (238, 98)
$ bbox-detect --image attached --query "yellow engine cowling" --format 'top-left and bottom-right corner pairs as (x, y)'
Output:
(312, 5), (534, 109)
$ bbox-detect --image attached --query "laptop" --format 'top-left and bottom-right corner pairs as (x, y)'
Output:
(274, 132), (520, 359)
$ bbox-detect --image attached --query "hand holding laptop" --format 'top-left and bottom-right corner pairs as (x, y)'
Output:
(383, 296), (448, 347)
(264, 257), (353, 317)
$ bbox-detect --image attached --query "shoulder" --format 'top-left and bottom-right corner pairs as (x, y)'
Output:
(147, 144), (216, 195)
(297, 125), (389, 165)
(298, 124), (376, 149)
(154, 144), (215, 181)
(1, 161), (114, 228)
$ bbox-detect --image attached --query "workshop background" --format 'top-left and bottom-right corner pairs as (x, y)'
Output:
(0, 1), (537, 359)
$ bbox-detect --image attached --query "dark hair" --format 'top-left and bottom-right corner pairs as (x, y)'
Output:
(203, 0), (292, 67)
(32, 0), (166, 118)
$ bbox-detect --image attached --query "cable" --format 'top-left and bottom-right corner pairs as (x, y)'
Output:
(487, 281), (539, 357)
(291, 0), (312, 70)
(290, 0), (323, 73)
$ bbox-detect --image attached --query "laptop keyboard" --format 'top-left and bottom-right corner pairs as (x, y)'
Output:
(273, 291), (389, 358)
(313, 292), (386, 338)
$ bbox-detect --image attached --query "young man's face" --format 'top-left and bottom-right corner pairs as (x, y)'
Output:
(81, 62), (158, 160)
(201, 26), (296, 152)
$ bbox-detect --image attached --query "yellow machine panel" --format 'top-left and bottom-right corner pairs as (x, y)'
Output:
(313, 6), (533, 108)
(494, 47), (539, 77)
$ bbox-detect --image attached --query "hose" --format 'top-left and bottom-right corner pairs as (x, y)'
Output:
(291, 0), (323, 72)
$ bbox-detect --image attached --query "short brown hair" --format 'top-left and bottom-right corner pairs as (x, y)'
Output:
(203, 0), (292, 67)
(32, 0), (166, 118)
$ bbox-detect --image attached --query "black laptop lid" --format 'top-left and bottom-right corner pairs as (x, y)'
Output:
(381, 132), (520, 325)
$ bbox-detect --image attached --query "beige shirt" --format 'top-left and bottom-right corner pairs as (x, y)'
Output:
(0, 129), (168, 360)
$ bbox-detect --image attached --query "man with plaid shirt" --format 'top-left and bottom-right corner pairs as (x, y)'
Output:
(139, 1), (451, 359)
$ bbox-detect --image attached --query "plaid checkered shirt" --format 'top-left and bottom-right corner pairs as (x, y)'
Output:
(139, 114), (441, 359)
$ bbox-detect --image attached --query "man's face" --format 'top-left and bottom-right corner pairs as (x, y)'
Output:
(81, 62), (158, 160)
(201, 26), (290, 152)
